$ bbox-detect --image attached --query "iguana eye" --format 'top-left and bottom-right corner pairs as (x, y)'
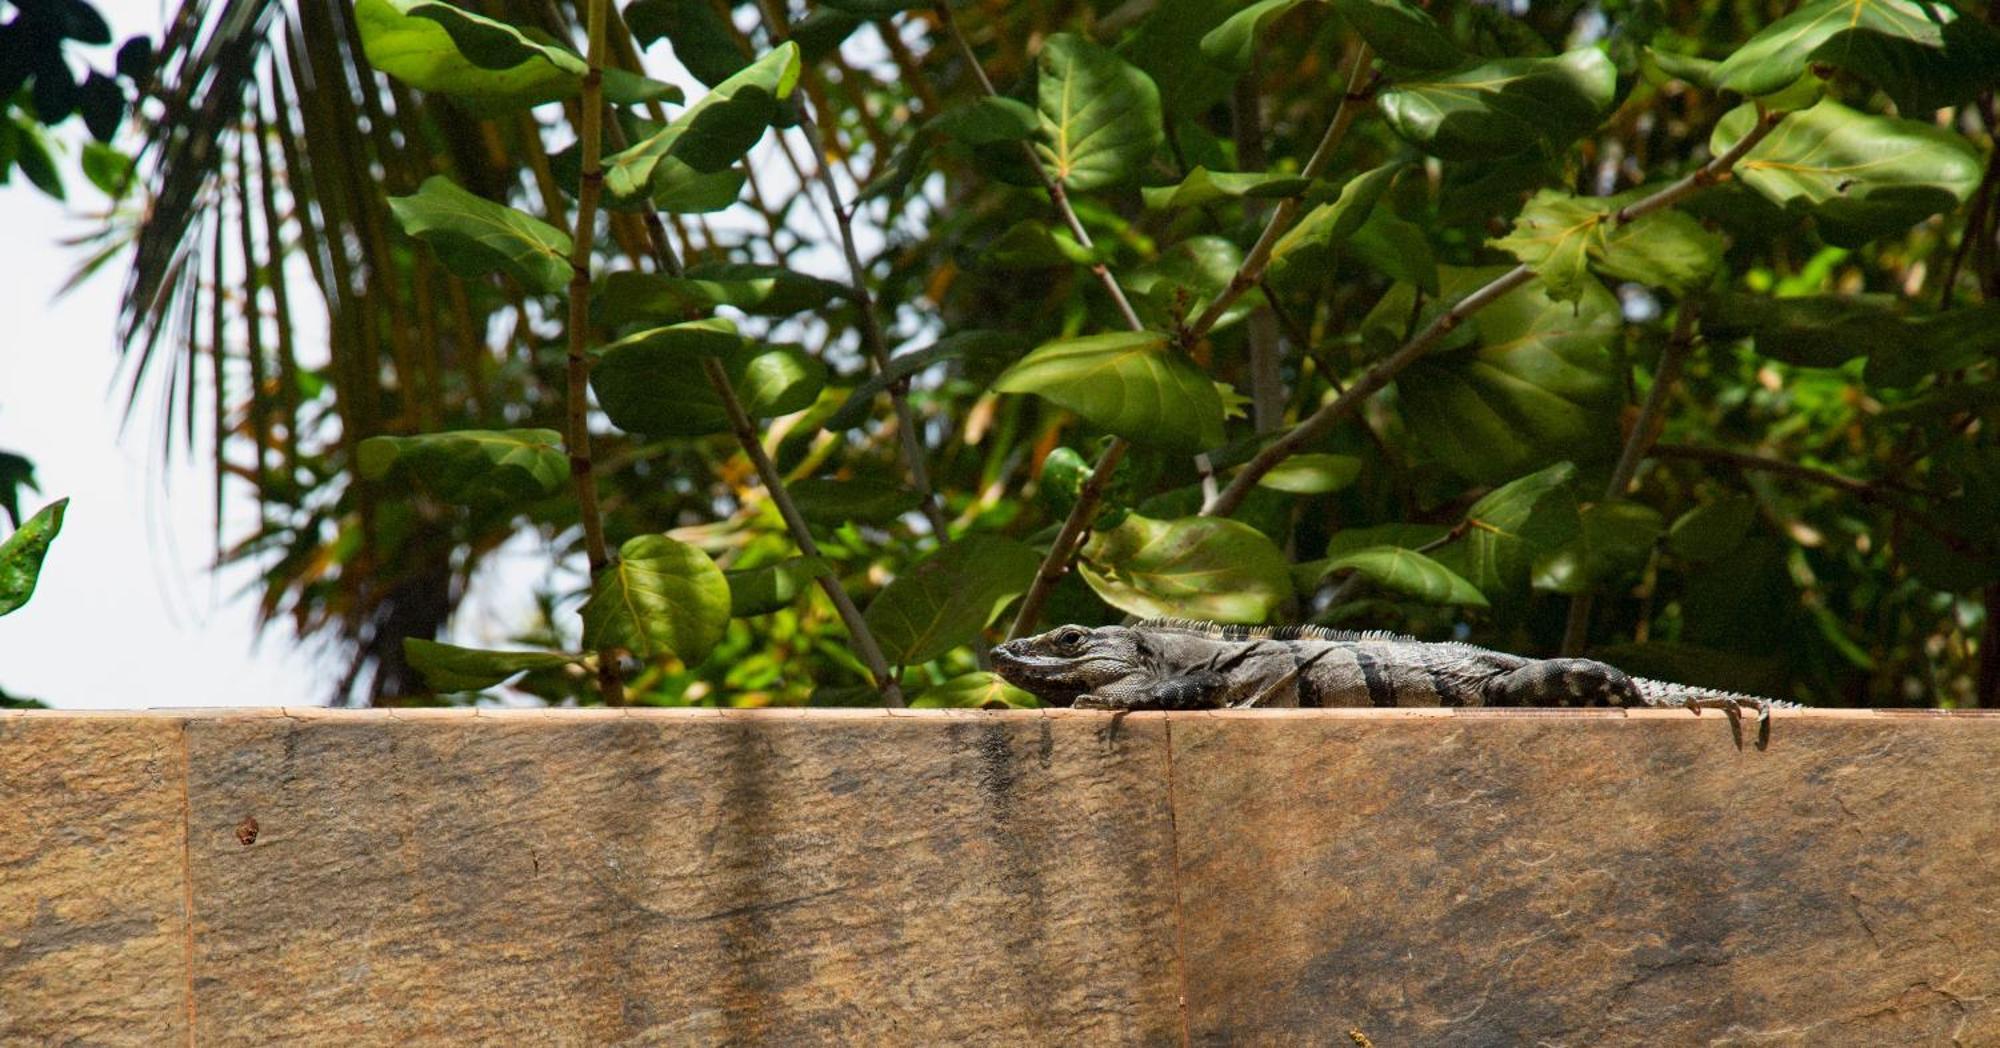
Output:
(1056, 627), (1088, 649)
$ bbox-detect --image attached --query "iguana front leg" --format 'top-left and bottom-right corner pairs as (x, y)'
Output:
(1074, 670), (1227, 710)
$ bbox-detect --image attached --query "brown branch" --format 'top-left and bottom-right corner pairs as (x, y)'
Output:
(564, 0), (624, 705)
(1560, 303), (1700, 657)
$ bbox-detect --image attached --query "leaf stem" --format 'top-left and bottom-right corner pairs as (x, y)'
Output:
(566, 0), (624, 705)
(1559, 303), (1699, 656)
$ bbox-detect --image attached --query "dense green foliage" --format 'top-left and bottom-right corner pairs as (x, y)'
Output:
(108, 0), (2000, 707)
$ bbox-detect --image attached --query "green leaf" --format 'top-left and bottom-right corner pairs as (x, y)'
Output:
(643, 161), (747, 213)
(864, 536), (1041, 665)
(1378, 48), (1616, 160)
(356, 0), (576, 111)
(726, 556), (831, 617)
(1431, 462), (1578, 602)
(403, 639), (580, 692)
(979, 219), (1111, 269)
(591, 325), (826, 437)
(1388, 269), (1622, 483)
(0, 451), (37, 529)
(388, 175), (572, 294)
(1120, 0), (1242, 119)
(1666, 496), (1757, 562)
(1493, 189), (1723, 302)
(406, 1), (586, 73)
(1257, 453), (1362, 494)
(0, 498), (66, 618)
(1079, 514), (1291, 623)
(1126, 235), (1251, 331)
(912, 672), (1041, 709)
(1267, 159), (1402, 281)
(605, 43), (800, 197)
(1347, 209), (1438, 295)
(1331, 0), (1463, 71)
(593, 265), (845, 325)
(1713, 0), (2000, 112)
(930, 96), (1039, 146)
(625, 0), (749, 87)
(1200, 0), (1312, 73)
(1701, 292), (1906, 368)
(1035, 34), (1165, 191)
(80, 142), (134, 198)
(356, 428), (568, 503)
(790, 478), (926, 526)
(1141, 166), (1311, 210)
(1531, 500), (1664, 595)
(1713, 99), (1983, 247)
(1319, 546), (1489, 607)
(994, 331), (1227, 452)
(581, 534), (731, 663)
(825, 331), (1030, 430)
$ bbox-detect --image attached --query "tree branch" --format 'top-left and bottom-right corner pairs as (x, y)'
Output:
(564, 0), (624, 704)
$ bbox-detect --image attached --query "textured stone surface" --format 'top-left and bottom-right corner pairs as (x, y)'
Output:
(0, 714), (188, 1045)
(1169, 709), (2000, 1047)
(7, 708), (2000, 1045)
(181, 709), (1181, 1045)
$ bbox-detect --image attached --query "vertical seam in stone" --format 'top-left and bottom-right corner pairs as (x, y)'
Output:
(178, 718), (197, 1046)
(1162, 715), (1193, 1048)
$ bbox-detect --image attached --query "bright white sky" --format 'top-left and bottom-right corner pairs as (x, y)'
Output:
(0, 0), (311, 707)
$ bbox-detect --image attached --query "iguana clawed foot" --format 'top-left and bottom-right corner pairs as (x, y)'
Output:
(1681, 694), (1774, 751)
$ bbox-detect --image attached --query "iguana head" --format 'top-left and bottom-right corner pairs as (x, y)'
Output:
(991, 625), (1145, 706)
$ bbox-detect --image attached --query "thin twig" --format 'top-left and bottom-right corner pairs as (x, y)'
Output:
(1184, 41), (1374, 343)
(1560, 303), (1700, 656)
(564, 0), (624, 704)
(1202, 106), (1789, 520)
(933, 2), (1145, 638)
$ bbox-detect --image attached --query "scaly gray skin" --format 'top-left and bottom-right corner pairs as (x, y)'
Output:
(992, 620), (1800, 748)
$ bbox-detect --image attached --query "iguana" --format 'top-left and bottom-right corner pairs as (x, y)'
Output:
(992, 620), (1799, 748)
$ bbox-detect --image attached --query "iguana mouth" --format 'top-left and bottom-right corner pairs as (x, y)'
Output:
(990, 643), (1087, 706)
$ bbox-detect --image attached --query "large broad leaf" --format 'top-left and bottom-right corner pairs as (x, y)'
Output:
(1666, 497), (1758, 563)
(1332, 0), (1463, 70)
(791, 479), (925, 526)
(1431, 462), (1578, 603)
(1035, 34), (1165, 191)
(355, 0), (574, 111)
(1266, 159), (1402, 284)
(1531, 500), (1664, 595)
(1713, 0), (2000, 113)
(911, 672), (1041, 709)
(1126, 236), (1252, 331)
(0, 498), (65, 617)
(1386, 269), (1622, 483)
(1493, 189), (1723, 301)
(403, 639), (581, 692)
(994, 331), (1227, 452)
(1142, 167), (1312, 211)
(1119, 0), (1241, 119)
(591, 325), (826, 437)
(1713, 99), (1982, 247)
(581, 534), (731, 663)
(1200, 0), (1313, 73)
(930, 96), (1039, 146)
(1257, 453), (1362, 494)
(726, 556), (831, 617)
(388, 176), (572, 294)
(357, 429), (568, 503)
(1079, 514), (1291, 623)
(625, 0), (747, 87)
(1378, 48), (1616, 160)
(605, 43), (800, 198)
(1317, 546), (1489, 607)
(863, 536), (1040, 665)
(593, 265), (845, 325)
(1701, 292), (1907, 368)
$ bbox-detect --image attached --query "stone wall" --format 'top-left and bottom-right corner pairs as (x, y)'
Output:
(4, 708), (1996, 1045)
